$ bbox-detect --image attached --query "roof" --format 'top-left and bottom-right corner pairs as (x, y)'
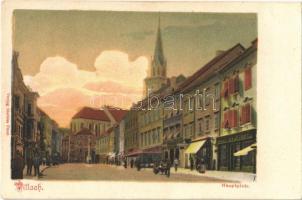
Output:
(218, 38), (257, 75)
(75, 128), (93, 136)
(72, 107), (110, 121)
(37, 107), (50, 118)
(105, 106), (128, 122)
(176, 43), (245, 93)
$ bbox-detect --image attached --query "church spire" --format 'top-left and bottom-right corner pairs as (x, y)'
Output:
(153, 15), (166, 68)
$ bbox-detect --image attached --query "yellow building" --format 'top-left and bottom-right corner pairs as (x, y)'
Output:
(98, 127), (115, 163)
(177, 43), (246, 169)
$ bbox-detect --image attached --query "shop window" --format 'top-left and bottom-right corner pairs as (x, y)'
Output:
(219, 144), (228, 168)
(241, 140), (255, 169)
(244, 67), (252, 90)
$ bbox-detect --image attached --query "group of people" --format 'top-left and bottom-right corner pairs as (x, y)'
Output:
(123, 158), (136, 169)
(26, 149), (42, 177)
(11, 147), (43, 179)
(189, 156), (206, 173)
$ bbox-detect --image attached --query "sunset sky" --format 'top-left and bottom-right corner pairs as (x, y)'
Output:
(13, 10), (257, 127)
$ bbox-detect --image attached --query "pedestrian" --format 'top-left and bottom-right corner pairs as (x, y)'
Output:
(33, 151), (41, 177)
(196, 157), (200, 171)
(166, 160), (171, 177)
(190, 156), (194, 171)
(11, 150), (25, 179)
(173, 158), (179, 172)
(136, 158), (141, 171)
(124, 158), (127, 168)
(130, 159), (134, 168)
(200, 158), (206, 173)
(26, 151), (33, 176)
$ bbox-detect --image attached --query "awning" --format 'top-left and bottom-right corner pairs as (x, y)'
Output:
(143, 146), (162, 154)
(185, 140), (206, 154)
(125, 149), (143, 157)
(234, 143), (256, 157)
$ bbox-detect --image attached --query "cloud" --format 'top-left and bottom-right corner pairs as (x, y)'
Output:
(94, 50), (148, 88)
(25, 51), (148, 127)
(84, 80), (143, 95)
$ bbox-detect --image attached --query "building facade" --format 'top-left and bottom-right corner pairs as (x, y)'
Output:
(98, 127), (115, 163)
(70, 107), (113, 136)
(11, 51), (43, 178)
(69, 129), (96, 163)
(124, 109), (141, 161)
(39, 109), (60, 161)
(217, 39), (257, 173)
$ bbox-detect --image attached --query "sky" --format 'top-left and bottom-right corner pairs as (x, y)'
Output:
(13, 10), (257, 127)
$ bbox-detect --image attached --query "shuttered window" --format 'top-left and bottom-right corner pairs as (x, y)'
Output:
(222, 81), (229, 98)
(244, 68), (252, 90)
(240, 103), (251, 124)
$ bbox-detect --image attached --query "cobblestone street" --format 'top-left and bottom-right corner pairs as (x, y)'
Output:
(32, 163), (233, 182)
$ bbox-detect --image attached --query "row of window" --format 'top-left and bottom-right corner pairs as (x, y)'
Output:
(99, 137), (109, 149)
(140, 128), (161, 147)
(125, 117), (138, 129)
(223, 103), (252, 129)
(222, 67), (252, 98)
(125, 133), (138, 147)
(196, 114), (218, 134)
(163, 125), (181, 140)
(13, 95), (34, 116)
(71, 122), (110, 135)
(164, 109), (181, 120)
(139, 110), (161, 127)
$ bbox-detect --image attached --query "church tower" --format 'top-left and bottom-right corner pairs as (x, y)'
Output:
(144, 17), (168, 96)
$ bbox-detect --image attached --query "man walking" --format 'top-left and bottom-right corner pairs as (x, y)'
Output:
(124, 158), (128, 168)
(33, 151), (40, 177)
(190, 156), (194, 171)
(26, 149), (33, 176)
(173, 158), (179, 172)
(166, 160), (171, 177)
(130, 159), (134, 168)
(11, 150), (25, 179)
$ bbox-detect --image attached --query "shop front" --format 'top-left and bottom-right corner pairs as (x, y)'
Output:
(217, 129), (256, 173)
(184, 138), (213, 170)
(162, 137), (183, 164)
(125, 148), (142, 163)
